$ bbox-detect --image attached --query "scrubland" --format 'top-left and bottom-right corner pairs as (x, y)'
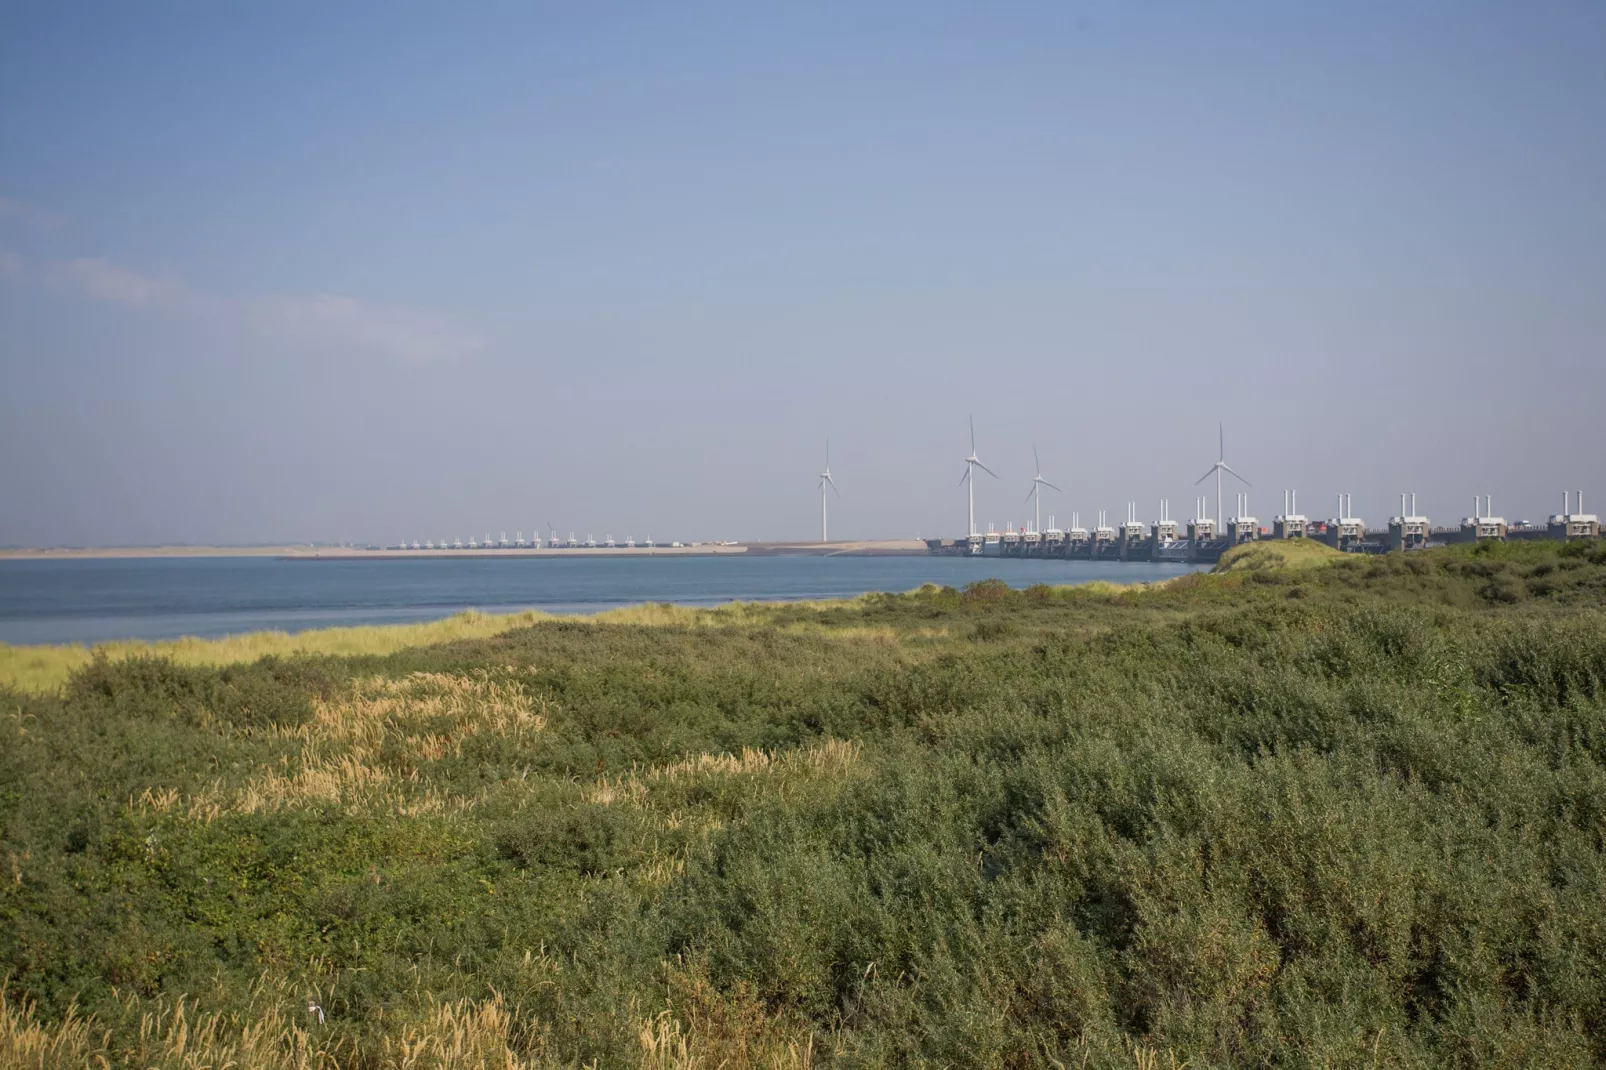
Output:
(3, 539), (1606, 1067)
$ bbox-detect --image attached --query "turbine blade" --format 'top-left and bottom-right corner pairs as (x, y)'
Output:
(1042, 479), (1062, 492)
(969, 413), (976, 452)
(1033, 444), (1041, 475)
(1219, 422), (1224, 462)
(976, 460), (999, 479)
(1025, 486), (1036, 504)
(828, 473), (841, 496)
(1221, 463), (1251, 487)
(959, 467), (970, 486)
(1195, 467), (1217, 485)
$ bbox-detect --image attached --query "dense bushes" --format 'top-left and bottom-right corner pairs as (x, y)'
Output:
(3, 544), (1606, 1066)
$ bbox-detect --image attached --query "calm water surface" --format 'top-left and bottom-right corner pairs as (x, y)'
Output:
(0, 556), (1206, 646)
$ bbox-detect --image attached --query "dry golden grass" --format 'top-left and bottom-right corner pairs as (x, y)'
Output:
(637, 966), (821, 1070)
(594, 601), (958, 653)
(0, 980), (351, 1070)
(143, 670), (551, 821)
(0, 610), (550, 695)
(0, 987), (544, 1069)
(130, 674), (863, 830)
(0, 990), (107, 1070)
(0, 1000), (770, 1070)
(589, 596), (878, 629)
(2, 979), (1179, 1070)
(1071, 580), (1136, 598)
(584, 739), (861, 809)
(1, 971), (812, 1070)
(380, 992), (532, 1070)
(637, 1010), (815, 1070)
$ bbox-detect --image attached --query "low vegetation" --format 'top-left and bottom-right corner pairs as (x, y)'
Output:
(1213, 538), (1346, 572)
(3, 539), (1606, 1067)
(0, 600), (944, 696)
(0, 609), (547, 695)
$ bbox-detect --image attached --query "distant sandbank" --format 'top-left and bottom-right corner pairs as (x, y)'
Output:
(0, 540), (929, 561)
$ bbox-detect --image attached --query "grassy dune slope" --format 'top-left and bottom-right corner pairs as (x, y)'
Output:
(1213, 538), (1347, 572)
(3, 540), (1606, 1068)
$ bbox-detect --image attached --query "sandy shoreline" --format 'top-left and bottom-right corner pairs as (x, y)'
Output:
(0, 540), (930, 561)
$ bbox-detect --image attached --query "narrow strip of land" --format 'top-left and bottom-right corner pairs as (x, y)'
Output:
(0, 540), (929, 561)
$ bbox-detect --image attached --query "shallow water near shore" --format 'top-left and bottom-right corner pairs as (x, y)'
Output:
(0, 555), (1205, 645)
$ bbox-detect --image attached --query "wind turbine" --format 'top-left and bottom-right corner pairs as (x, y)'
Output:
(818, 440), (840, 543)
(958, 415), (998, 537)
(1024, 445), (1061, 535)
(1195, 423), (1250, 528)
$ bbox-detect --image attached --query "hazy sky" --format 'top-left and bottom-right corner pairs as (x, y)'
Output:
(2, 2), (1603, 546)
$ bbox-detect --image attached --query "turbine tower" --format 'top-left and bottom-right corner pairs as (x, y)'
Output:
(818, 440), (840, 543)
(958, 414), (998, 537)
(1024, 444), (1061, 535)
(1195, 423), (1250, 531)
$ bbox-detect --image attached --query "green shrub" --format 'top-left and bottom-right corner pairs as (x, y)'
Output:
(4, 542), (1606, 1065)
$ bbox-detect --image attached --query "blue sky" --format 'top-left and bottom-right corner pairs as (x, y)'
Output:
(2, 2), (1603, 545)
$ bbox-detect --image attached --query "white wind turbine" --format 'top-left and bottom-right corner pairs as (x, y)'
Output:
(958, 414), (998, 537)
(1194, 423), (1250, 528)
(1024, 445), (1061, 534)
(818, 440), (840, 543)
